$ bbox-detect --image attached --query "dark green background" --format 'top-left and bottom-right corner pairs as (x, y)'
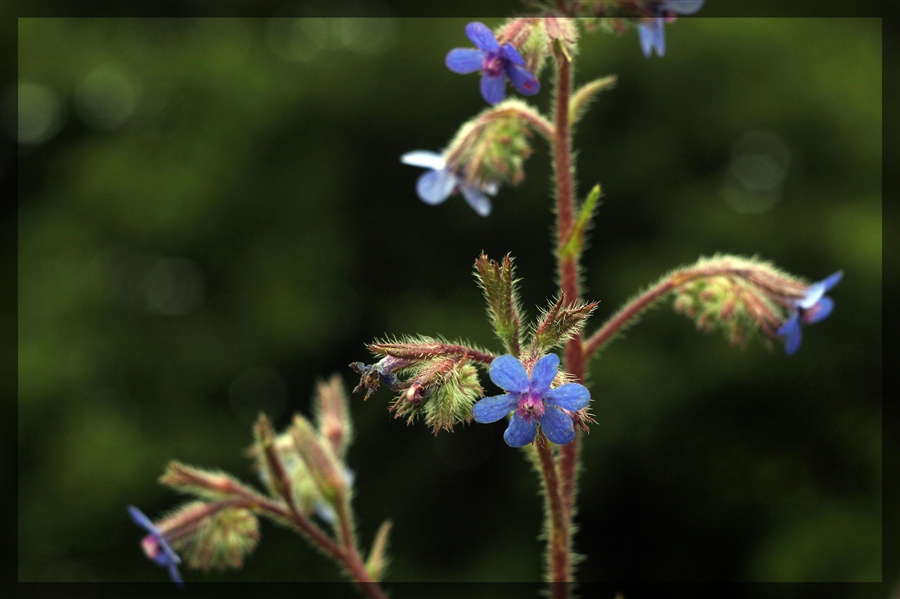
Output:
(10, 9), (887, 594)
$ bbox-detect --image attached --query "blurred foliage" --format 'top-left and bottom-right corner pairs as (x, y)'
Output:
(8, 7), (886, 594)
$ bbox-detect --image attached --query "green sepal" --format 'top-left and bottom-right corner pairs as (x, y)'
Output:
(529, 295), (598, 355)
(474, 253), (523, 355)
(159, 461), (264, 503)
(569, 76), (616, 126)
(364, 520), (393, 582)
(176, 505), (260, 571)
(312, 374), (353, 462)
(559, 185), (601, 263)
(290, 416), (345, 506)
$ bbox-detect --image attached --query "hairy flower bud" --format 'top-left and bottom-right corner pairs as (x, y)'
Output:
(444, 100), (536, 191)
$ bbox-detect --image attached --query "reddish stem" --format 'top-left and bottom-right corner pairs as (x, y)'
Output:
(537, 442), (570, 598)
(547, 48), (583, 598)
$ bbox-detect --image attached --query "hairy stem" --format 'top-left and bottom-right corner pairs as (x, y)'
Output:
(545, 46), (583, 598)
(581, 256), (803, 359)
(256, 497), (387, 599)
(537, 442), (570, 598)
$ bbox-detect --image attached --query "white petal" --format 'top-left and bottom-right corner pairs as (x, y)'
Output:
(401, 150), (445, 170)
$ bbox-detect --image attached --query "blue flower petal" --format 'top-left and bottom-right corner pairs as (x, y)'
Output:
(798, 281), (827, 309)
(639, 18), (665, 57)
(546, 383), (590, 411)
(507, 64), (540, 96)
(472, 393), (517, 423)
(489, 355), (530, 393)
(459, 184), (492, 217)
(777, 312), (802, 355)
(821, 271), (844, 292)
(167, 562), (185, 588)
(416, 169), (455, 205)
(530, 353), (560, 392)
(663, 0), (705, 14)
(446, 48), (485, 74)
(802, 296), (834, 325)
(798, 271), (842, 309)
(466, 22), (500, 52)
(128, 505), (156, 532)
(480, 72), (506, 104)
(503, 413), (537, 447)
(401, 150), (445, 170)
(538, 405), (576, 445)
(500, 44), (526, 66)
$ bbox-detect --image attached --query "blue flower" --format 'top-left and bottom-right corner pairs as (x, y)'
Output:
(776, 271), (843, 355)
(446, 22), (540, 105)
(128, 505), (185, 588)
(638, 0), (705, 57)
(400, 150), (496, 217)
(472, 354), (591, 447)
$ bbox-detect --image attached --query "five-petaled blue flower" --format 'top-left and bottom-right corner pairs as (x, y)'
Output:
(128, 505), (185, 588)
(638, 0), (705, 57)
(776, 271), (843, 355)
(472, 354), (590, 447)
(400, 150), (496, 217)
(446, 22), (540, 105)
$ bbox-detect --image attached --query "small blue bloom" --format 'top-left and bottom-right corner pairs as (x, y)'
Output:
(446, 22), (540, 105)
(400, 150), (496, 217)
(776, 271), (843, 355)
(472, 354), (590, 447)
(128, 505), (185, 588)
(638, 0), (705, 57)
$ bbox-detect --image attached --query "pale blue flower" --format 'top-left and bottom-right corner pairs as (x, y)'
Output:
(639, 0), (705, 57)
(777, 271), (842, 355)
(400, 150), (496, 217)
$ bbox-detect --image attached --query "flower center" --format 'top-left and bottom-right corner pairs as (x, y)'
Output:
(482, 51), (504, 77)
(140, 535), (163, 561)
(517, 391), (545, 420)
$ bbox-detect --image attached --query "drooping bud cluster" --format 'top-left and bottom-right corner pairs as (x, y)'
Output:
(444, 99), (536, 192)
(133, 499), (261, 574)
(354, 336), (491, 433)
(669, 255), (840, 351)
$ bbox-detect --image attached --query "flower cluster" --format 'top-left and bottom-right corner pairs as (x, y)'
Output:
(472, 354), (590, 447)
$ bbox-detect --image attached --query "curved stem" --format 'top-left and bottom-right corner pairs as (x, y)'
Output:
(582, 278), (675, 359)
(255, 497), (387, 599)
(581, 256), (801, 360)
